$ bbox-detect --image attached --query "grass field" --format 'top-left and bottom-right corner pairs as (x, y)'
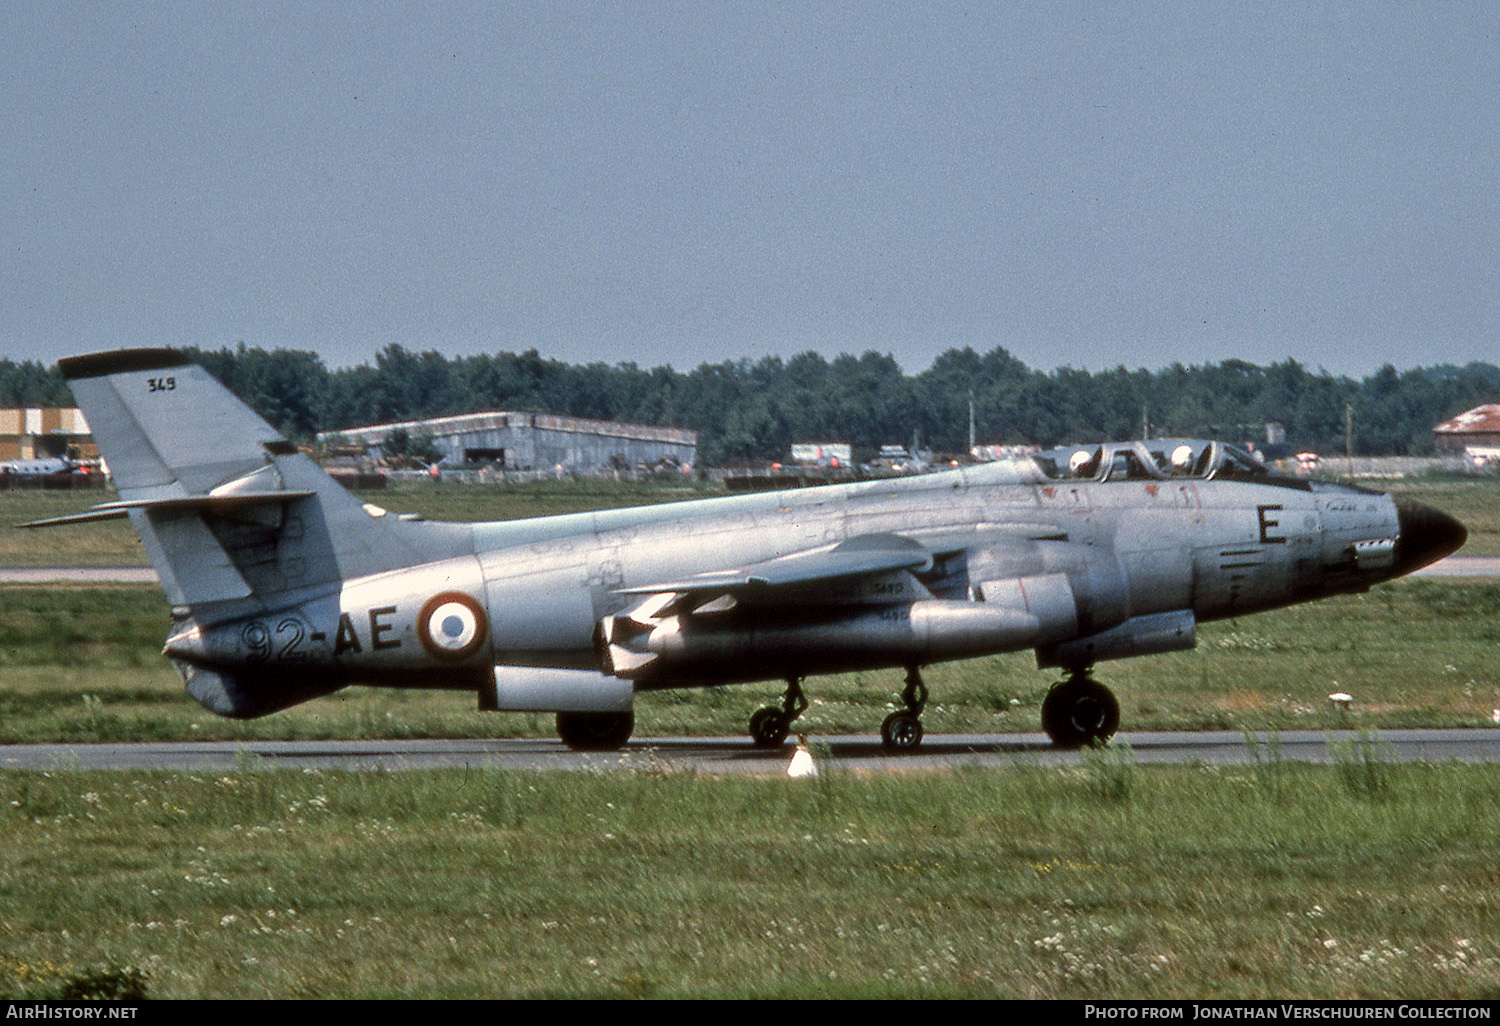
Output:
(3, 476), (1500, 999)
(2, 761), (1498, 999)
(1382, 476), (1500, 556)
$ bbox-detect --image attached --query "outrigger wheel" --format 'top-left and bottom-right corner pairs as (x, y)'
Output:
(880, 667), (929, 751)
(1040, 671), (1120, 748)
(749, 677), (808, 748)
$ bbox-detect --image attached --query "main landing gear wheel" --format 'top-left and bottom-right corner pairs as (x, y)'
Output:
(749, 706), (791, 748)
(880, 711), (923, 750)
(880, 666), (929, 752)
(1040, 672), (1120, 749)
(556, 710), (634, 751)
(748, 677), (808, 748)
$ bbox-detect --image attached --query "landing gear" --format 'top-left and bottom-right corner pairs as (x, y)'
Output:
(880, 667), (929, 751)
(748, 677), (808, 748)
(880, 711), (923, 749)
(556, 710), (634, 751)
(749, 707), (791, 748)
(1040, 670), (1120, 749)
(743, 667), (936, 752)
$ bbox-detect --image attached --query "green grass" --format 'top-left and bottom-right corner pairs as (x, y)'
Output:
(1, 762), (1498, 998)
(1387, 478), (1500, 556)
(0, 491), (147, 566)
(3, 478), (1499, 999)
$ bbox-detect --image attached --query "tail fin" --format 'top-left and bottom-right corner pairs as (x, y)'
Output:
(49, 349), (471, 614)
(61, 349), (287, 502)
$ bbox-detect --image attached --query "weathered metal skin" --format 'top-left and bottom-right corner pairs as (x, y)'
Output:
(160, 442), (1455, 699)
(45, 351), (1467, 748)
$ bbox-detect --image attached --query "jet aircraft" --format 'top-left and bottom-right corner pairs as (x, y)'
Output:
(0, 455), (83, 476)
(26, 349), (1467, 751)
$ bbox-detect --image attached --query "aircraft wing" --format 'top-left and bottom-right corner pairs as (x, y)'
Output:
(614, 532), (935, 597)
(603, 532), (946, 676)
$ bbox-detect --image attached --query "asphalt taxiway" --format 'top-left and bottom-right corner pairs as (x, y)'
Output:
(3, 729), (1499, 774)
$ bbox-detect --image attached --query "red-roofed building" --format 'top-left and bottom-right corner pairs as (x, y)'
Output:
(1433, 405), (1500, 454)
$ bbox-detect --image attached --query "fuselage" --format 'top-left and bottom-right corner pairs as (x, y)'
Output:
(166, 440), (1459, 695)
(473, 448), (1409, 669)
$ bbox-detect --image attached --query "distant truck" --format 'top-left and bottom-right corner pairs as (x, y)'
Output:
(791, 443), (852, 469)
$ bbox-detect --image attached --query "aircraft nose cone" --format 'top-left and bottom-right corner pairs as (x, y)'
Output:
(1391, 496), (1467, 576)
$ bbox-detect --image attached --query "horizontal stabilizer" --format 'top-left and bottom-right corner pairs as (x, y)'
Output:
(18, 490), (316, 529)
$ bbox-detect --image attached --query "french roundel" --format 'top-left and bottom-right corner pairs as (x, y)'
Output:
(418, 592), (489, 661)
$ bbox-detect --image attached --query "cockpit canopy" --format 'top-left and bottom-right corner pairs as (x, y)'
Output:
(1029, 439), (1289, 484)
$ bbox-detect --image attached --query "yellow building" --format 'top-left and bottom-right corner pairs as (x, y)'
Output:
(0, 408), (94, 461)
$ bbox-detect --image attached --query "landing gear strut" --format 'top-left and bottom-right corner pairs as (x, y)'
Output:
(748, 677), (808, 748)
(880, 666), (928, 751)
(1040, 670), (1120, 748)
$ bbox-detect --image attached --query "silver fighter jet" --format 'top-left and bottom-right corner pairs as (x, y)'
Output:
(28, 349), (1467, 751)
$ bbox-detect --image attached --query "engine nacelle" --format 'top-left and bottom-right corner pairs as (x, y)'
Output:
(482, 666), (634, 712)
(975, 572), (1079, 645)
(1061, 551), (1132, 636)
(1036, 609), (1197, 670)
(975, 559), (1136, 644)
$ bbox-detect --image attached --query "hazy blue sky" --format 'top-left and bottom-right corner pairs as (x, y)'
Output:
(2, 2), (1495, 376)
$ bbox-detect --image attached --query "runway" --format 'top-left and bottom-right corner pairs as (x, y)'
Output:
(4, 728), (1500, 773)
(1412, 555), (1500, 577)
(0, 565), (158, 584)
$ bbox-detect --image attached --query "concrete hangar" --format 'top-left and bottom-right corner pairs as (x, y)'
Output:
(324, 411), (697, 472)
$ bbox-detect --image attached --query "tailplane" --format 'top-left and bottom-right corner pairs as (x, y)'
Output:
(34, 349), (472, 616)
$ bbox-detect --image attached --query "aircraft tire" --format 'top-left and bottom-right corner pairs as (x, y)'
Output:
(1040, 677), (1120, 749)
(556, 710), (634, 751)
(749, 707), (790, 748)
(880, 711), (924, 751)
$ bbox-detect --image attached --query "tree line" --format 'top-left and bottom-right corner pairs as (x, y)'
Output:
(5, 344), (1497, 464)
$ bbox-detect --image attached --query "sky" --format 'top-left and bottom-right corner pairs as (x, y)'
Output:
(2, 2), (1496, 377)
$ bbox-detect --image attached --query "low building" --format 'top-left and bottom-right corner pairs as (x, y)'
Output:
(321, 411), (697, 472)
(0, 408), (94, 461)
(1433, 405), (1500, 454)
